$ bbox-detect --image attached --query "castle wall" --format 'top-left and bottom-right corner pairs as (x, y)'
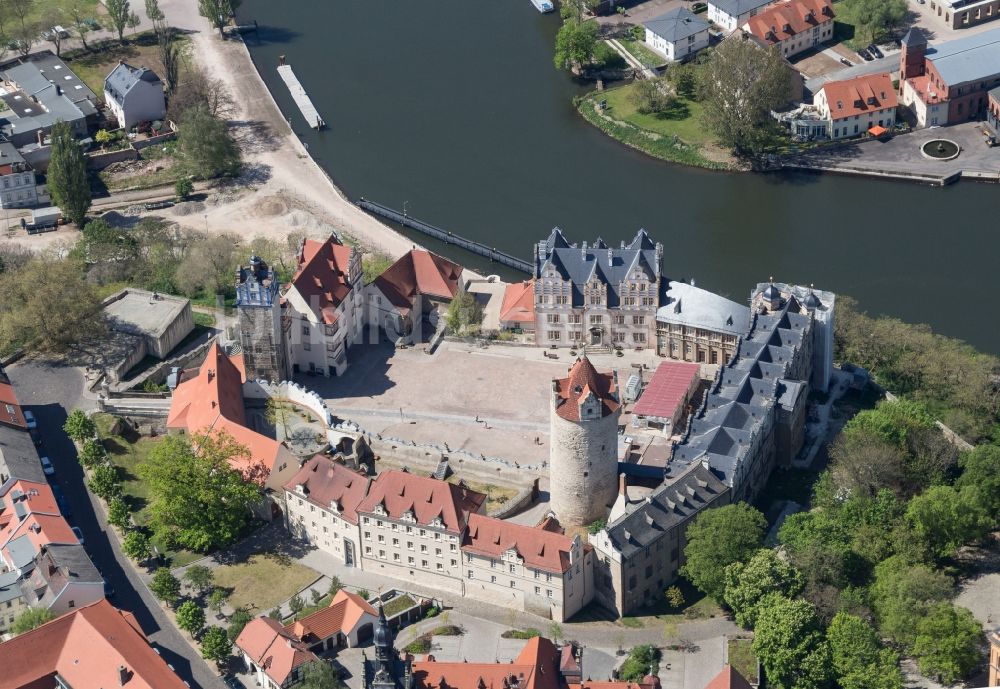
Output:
(549, 410), (619, 526)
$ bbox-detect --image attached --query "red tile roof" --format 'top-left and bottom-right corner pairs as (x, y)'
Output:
(702, 666), (753, 689)
(357, 470), (486, 535)
(374, 250), (463, 316)
(289, 235), (357, 325)
(236, 616), (319, 686)
(500, 280), (536, 324)
(0, 480), (77, 558)
(819, 72), (898, 119)
(413, 637), (563, 689)
(632, 361), (700, 420)
(286, 588), (377, 642)
(166, 343), (282, 482)
(464, 513), (577, 574)
(0, 599), (188, 689)
(284, 455), (370, 524)
(744, 0), (834, 45)
(553, 357), (620, 422)
(0, 370), (26, 429)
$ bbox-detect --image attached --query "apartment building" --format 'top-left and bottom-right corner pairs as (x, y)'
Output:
(814, 72), (898, 139)
(742, 0), (835, 58)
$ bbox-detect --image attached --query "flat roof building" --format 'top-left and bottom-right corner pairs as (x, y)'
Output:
(102, 288), (194, 360)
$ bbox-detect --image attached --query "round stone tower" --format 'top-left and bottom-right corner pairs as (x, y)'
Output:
(549, 357), (621, 526)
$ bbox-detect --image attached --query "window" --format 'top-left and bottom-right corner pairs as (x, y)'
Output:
(378, 534), (385, 543)
(435, 548), (442, 556)
(548, 331), (561, 341)
(436, 563), (443, 571)
(546, 590), (552, 599)
(364, 531), (371, 539)
(535, 586), (541, 594)
(393, 553), (400, 561)
(408, 556), (415, 565)
(421, 544), (428, 553)
(632, 316), (644, 325)
(422, 560), (429, 568)
(469, 570), (475, 579)
(466, 553), (473, 563)
(510, 580), (516, 588)
(407, 541), (414, 550)
(589, 315), (603, 325)
(509, 564), (516, 573)
(392, 538), (399, 546)
(365, 546), (372, 554)
(363, 517), (370, 524)
(546, 314), (560, 324)
(632, 332), (646, 343)
(534, 570), (540, 579)
(491, 575), (497, 583)
(490, 559), (496, 569)
(614, 315), (625, 325)
(379, 549), (386, 558)
(301, 324), (310, 336)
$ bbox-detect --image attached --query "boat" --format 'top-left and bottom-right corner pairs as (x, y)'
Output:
(530, 0), (555, 13)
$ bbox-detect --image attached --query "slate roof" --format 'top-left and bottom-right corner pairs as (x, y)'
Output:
(644, 7), (710, 43)
(533, 229), (661, 308)
(900, 27), (926, 47)
(0, 53), (97, 135)
(104, 61), (161, 107)
(656, 280), (749, 336)
(0, 423), (45, 484)
(709, 0), (774, 18)
(925, 26), (1000, 86)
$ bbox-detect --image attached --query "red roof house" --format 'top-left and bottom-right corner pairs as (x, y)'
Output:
(632, 360), (700, 432)
(357, 469), (486, 535)
(499, 280), (536, 331)
(463, 513), (580, 575)
(285, 454), (371, 523)
(286, 235), (360, 326)
(372, 249), (463, 317)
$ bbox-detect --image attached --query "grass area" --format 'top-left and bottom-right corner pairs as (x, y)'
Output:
(446, 475), (518, 512)
(577, 88), (732, 170)
(382, 594), (417, 617)
(64, 30), (189, 96)
(20, 0), (101, 41)
(618, 36), (666, 68)
(727, 638), (759, 684)
(405, 636), (432, 654)
(291, 593), (333, 621)
(98, 159), (184, 193)
(213, 553), (318, 612)
(618, 579), (723, 630)
(362, 252), (394, 283)
(620, 616), (644, 628)
(192, 311), (217, 328)
(501, 628), (541, 639)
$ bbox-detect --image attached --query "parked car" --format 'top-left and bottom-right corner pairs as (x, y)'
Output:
(858, 48), (874, 61)
(71, 526), (85, 545)
(23, 410), (36, 429)
(39, 456), (55, 476)
(840, 57), (853, 66)
(691, 1), (707, 12)
(868, 44), (884, 58)
(52, 485), (72, 518)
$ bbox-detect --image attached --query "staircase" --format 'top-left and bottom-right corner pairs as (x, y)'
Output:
(433, 457), (451, 481)
(584, 344), (611, 356)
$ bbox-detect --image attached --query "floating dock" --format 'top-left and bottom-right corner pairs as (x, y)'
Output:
(277, 57), (324, 129)
(357, 198), (533, 274)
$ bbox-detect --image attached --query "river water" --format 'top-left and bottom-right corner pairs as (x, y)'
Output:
(238, 0), (998, 352)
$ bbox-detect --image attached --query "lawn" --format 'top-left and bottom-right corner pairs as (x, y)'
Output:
(600, 83), (713, 147)
(213, 553), (319, 612)
(382, 594), (416, 617)
(727, 638), (759, 684)
(617, 579), (723, 630)
(20, 0), (102, 40)
(618, 37), (667, 69)
(64, 30), (189, 96)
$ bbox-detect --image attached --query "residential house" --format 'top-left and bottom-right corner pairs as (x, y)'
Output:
(0, 598), (189, 689)
(533, 229), (662, 349)
(814, 72), (898, 139)
(18, 543), (104, 617)
(655, 280), (749, 364)
(367, 249), (464, 340)
(0, 141), (39, 209)
(284, 454), (370, 567)
(237, 589), (378, 688)
(927, 0), (1000, 29)
(499, 280), (536, 333)
(166, 342), (299, 515)
(643, 8), (711, 62)
(742, 0), (835, 59)
(104, 61), (166, 130)
(899, 27), (1000, 127)
(708, 0), (774, 31)
(283, 235), (365, 377)
(0, 52), (99, 147)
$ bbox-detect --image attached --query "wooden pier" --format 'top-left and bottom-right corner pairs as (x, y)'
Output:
(277, 56), (324, 129)
(357, 198), (533, 274)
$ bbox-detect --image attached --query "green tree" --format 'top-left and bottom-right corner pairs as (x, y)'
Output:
(176, 599), (206, 636)
(553, 19), (599, 72)
(445, 288), (483, 336)
(357, 589), (370, 601)
(145, 0), (164, 22)
(955, 444), (1000, 522)
(11, 607), (55, 634)
(630, 77), (675, 115)
(665, 62), (698, 99)
(697, 39), (793, 161)
(88, 463), (121, 500)
(328, 575), (343, 596)
(138, 431), (261, 552)
(547, 622), (562, 643)
(843, 0), (907, 43)
(665, 586), (685, 609)
(681, 503), (767, 600)
(107, 496), (131, 529)
(752, 594), (831, 689)
(63, 409), (96, 442)
(267, 608), (282, 620)
(619, 645), (660, 681)
(174, 232), (241, 299)
(79, 218), (140, 265)
(95, 129), (113, 149)
(870, 555), (953, 648)
(911, 603), (982, 683)
(227, 606), (253, 641)
(47, 121), (91, 226)
(559, 0), (599, 21)
(122, 530), (152, 562)
(264, 398), (290, 440)
(723, 549), (804, 628)
(289, 594), (305, 615)
(209, 587), (229, 616)
(104, 0), (131, 41)
(844, 400), (935, 450)
(178, 106), (240, 179)
(78, 438), (105, 469)
(184, 564), (215, 595)
(70, 4), (93, 49)
(151, 568), (181, 606)
(827, 612), (902, 689)
(299, 660), (342, 689)
(906, 485), (989, 559)
(200, 625), (232, 665)
(175, 177), (194, 200)
(198, 0), (241, 35)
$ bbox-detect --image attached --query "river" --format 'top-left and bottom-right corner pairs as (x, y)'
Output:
(237, 0), (998, 353)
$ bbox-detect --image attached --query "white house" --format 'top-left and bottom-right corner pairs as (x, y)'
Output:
(643, 8), (711, 62)
(708, 0), (774, 31)
(104, 62), (166, 130)
(815, 72), (898, 139)
(741, 0), (835, 59)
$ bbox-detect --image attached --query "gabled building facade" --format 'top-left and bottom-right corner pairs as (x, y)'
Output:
(709, 0), (775, 30)
(814, 72), (898, 139)
(742, 0), (835, 58)
(367, 249), (464, 341)
(643, 8), (711, 62)
(104, 61), (166, 130)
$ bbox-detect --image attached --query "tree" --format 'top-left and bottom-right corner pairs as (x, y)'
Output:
(828, 429), (908, 499)
(723, 549), (804, 628)
(870, 555), (953, 648)
(227, 606), (253, 641)
(94, 129), (113, 149)
(827, 612), (902, 689)
(299, 660), (341, 689)
(681, 503), (767, 600)
(553, 19), (599, 72)
(168, 66), (235, 121)
(547, 622), (562, 643)
(63, 409), (96, 442)
(665, 586), (685, 609)
(44, 10), (66, 55)
(665, 62), (698, 100)
(267, 608), (282, 620)
(151, 568), (181, 606)
(619, 645), (660, 681)
(630, 77), (675, 115)
(265, 398), (291, 440)
(11, 607), (55, 634)
(145, 0), (164, 23)
(178, 105), (240, 179)
(328, 575), (343, 596)
(78, 438), (106, 469)
(357, 589), (370, 601)
(48, 120), (92, 225)
(11, 20), (36, 57)
(127, 11), (140, 34)
(157, 27), (179, 92)
(752, 595), (831, 689)
(209, 587), (229, 616)
(174, 232), (241, 300)
(122, 530), (152, 562)
(200, 625), (232, 665)
(559, 0), (599, 22)
(697, 38), (793, 160)
(70, 4), (92, 49)
(176, 599), (206, 636)
(906, 485), (990, 559)
(184, 564), (215, 595)
(956, 444), (1000, 522)
(843, 0), (907, 43)
(445, 287), (483, 335)
(912, 603), (982, 683)
(138, 431), (261, 552)
(79, 218), (140, 265)
(289, 594), (305, 615)
(108, 496), (132, 529)
(88, 464), (121, 500)
(105, 0), (131, 42)
(198, 0), (241, 36)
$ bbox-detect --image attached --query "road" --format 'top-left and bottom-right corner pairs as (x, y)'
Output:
(6, 360), (224, 689)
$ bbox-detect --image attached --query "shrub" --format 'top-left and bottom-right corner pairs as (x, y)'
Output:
(150, 568), (181, 606)
(501, 628), (541, 639)
(107, 496), (131, 529)
(619, 645), (661, 681)
(175, 177), (194, 200)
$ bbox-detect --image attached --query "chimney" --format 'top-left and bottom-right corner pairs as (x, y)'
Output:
(619, 473), (628, 498)
(118, 665), (130, 686)
(36, 130), (44, 146)
(607, 248), (613, 266)
(55, 84), (61, 97)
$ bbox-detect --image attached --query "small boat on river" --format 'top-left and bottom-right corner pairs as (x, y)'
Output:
(531, 0), (555, 13)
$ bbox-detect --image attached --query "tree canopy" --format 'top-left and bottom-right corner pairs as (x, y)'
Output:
(912, 603), (982, 684)
(178, 105), (241, 179)
(841, 0), (907, 43)
(151, 568), (181, 606)
(723, 549), (804, 628)
(905, 484), (990, 559)
(681, 503), (767, 600)
(870, 555), (953, 648)
(752, 594), (831, 689)
(827, 612), (902, 689)
(47, 120), (92, 226)
(553, 19), (599, 72)
(12, 607), (55, 634)
(198, 0), (241, 35)
(63, 409), (96, 442)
